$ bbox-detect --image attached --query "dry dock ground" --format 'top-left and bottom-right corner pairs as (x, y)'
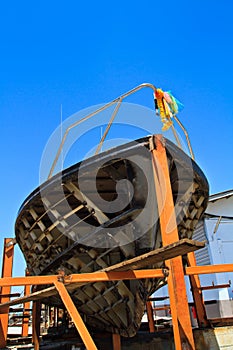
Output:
(5, 326), (233, 350)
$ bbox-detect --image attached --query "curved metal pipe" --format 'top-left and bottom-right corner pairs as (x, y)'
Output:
(173, 115), (195, 160)
(48, 83), (157, 179)
(48, 83), (194, 178)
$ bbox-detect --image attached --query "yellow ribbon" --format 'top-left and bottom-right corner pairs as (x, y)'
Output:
(155, 89), (173, 131)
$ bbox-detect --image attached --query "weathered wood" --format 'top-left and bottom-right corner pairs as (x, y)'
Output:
(102, 238), (205, 272)
(0, 293), (20, 298)
(209, 317), (233, 327)
(0, 286), (56, 312)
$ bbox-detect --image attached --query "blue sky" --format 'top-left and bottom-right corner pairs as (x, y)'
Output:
(0, 0), (233, 277)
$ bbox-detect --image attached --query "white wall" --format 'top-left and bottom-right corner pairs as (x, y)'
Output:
(204, 195), (233, 303)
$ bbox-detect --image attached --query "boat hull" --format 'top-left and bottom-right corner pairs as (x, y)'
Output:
(15, 135), (209, 336)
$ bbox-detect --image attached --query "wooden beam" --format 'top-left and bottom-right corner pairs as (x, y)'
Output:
(200, 283), (231, 290)
(54, 280), (98, 350)
(0, 269), (166, 310)
(112, 333), (121, 350)
(186, 264), (233, 275)
(1, 260), (233, 312)
(0, 238), (14, 349)
(0, 237), (203, 309)
(102, 238), (204, 272)
(152, 135), (196, 350)
(21, 270), (31, 337)
(32, 301), (41, 350)
(187, 252), (209, 328)
(146, 301), (155, 333)
(0, 269), (167, 289)
(0, 286), (57, 311)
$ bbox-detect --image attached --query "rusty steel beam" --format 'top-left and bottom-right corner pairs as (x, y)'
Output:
(152, 135), (195, 350)
(112, 333), (121, 350)
(21, 270), (31, 337)
(0, 293), (20, 298)
(187, 252), (210, 328)
(0, 269), (167, 312)
(54, 280), (98, 350)
(200, 283), (231, 290)
(0, 274), (58, 287)
(186, 264), (233, 275)
(32, 300), (41, 350)
(0, 238), (14, 349)
(0, 269), (167, 288)
(146, 301), (155, 333)
(149, 296), (169, 302)
(1, 262), (233, 312)
(153, 306), (170, 311)
(66, 269), (167, 284)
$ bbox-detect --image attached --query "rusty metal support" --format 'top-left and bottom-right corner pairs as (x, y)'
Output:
(0, 269), (167, 287)
(186, 264), (233, 275)
(200, 283), (231, 290)
(1, 265), (233, 312)
(48, 306), (52, 327)
(21, 269), (31, 337)
(54, 306), (58, 328)
(32, 300), (41, 350)
(112, 333), (121, 350)
(54, 280), (98, 350)
(152, 135), (195, 350)
(154, 305), (170, 312)
(0, 238), (233, 350)
(0, 293), (20, 298)
(0, 238), (14, 348)
(187, 252), (210, 328)
(146, 301), (155, 333)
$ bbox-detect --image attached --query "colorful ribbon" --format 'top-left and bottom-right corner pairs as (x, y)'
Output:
(154, 89), (182, 131)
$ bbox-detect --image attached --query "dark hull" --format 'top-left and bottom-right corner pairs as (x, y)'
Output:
(15, 135), (209, 336)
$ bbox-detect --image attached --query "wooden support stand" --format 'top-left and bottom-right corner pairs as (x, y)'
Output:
(187, 252), (209, 328)
(32, 300), (41, 350)
(112, 333), (121, 350)
(54, 280), (98, 350)
(0, 238), (14, 349)
(146, 301), (155, 333)
(0, 247), (233, 349)
(1, 136), (233, 349)
(21, 269), (31, 337)
(152, 135), (196, 350)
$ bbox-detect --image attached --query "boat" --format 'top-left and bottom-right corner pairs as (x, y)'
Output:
(15, 85), (209, 337)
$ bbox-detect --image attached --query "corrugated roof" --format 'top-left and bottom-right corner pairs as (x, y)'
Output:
(209, 189), (233, 202)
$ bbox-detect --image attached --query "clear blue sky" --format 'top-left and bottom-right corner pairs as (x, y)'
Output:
(0, 0), (233, 277)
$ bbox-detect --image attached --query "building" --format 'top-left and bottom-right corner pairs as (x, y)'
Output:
(193, 189), (233, 318)
(154, 189), (233, 320)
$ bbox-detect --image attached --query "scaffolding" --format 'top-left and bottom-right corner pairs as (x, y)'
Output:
(1, 136), (233, 350)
